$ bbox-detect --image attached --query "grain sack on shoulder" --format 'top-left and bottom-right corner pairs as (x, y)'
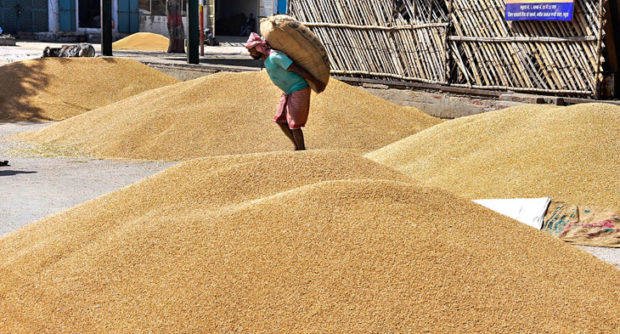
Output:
(260, 15), (330, 93)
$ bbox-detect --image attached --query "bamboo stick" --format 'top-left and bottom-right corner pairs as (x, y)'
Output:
(451, 83), (591, 95)
(301, 22), (449, 30)
(594, 0), (607, 98)
(448, 35), (597, 42)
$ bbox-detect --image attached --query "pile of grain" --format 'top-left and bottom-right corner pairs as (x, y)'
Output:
(19, 71), (440, 160)
(112, 32), (169, 51)
(0, 151), (617, 332)
(0, 57), (178, 122)
(366, 103), (620, 209)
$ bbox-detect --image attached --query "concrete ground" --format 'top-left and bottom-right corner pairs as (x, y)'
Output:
(0, 39), (263, 81)
(0, 39), (254, 65)
(0, 41), (45, 65)
(0, 122), (175, 236)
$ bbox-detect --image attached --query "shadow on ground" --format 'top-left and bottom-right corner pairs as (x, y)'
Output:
(0, 59), (50, 122)
(0, 170), (37, 176)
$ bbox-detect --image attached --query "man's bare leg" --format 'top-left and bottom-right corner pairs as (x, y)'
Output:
(278, 122), (296, 147)
(291, 128), (305, 151)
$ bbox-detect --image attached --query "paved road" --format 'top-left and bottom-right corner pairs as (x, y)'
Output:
(0, 39), (251, 65)
(0, 122), (175, 236)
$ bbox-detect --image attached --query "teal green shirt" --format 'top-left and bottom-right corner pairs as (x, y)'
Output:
(265, 51), (309, 95)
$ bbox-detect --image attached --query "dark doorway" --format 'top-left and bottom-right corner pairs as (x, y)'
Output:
(215, 0), (258, 36)
(78, 0), (101, 28)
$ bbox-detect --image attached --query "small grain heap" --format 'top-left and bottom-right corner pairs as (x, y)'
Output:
(366, 103), (620, 209)
(0, 151), (617, 332)
(112, 32), (170, 52)
(19, 71), (439, 160)
(0, 58), (178, 122)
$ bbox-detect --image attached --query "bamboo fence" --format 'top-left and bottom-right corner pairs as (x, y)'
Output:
(288, 0), (608, 97)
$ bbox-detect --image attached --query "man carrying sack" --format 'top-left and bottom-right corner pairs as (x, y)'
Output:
(245, 32), (325, 151)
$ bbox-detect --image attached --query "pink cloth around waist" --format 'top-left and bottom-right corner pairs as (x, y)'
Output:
(273, 87), (311, 129)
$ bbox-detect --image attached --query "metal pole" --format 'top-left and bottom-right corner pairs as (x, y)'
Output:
(101, 0), (113, 56)
(200, 0), (204, 56)
(187, 0), (199, 64)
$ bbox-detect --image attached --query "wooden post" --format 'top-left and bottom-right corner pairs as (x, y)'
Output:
(167, 0), (185, 53)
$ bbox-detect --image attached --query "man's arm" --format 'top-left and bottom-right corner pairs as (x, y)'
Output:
(287, 63), (326, 93)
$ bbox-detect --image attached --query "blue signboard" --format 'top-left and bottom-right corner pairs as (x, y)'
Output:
(506, 0), (574, 21)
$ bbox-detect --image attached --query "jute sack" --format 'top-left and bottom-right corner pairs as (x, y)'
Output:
(260, 15), (330, 93)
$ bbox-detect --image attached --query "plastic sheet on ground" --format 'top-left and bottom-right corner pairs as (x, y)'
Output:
(473, 198), (552, 230)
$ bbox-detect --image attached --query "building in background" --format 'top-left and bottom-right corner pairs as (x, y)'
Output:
(213, 0), (285, 35)
(138, 0), (286, 37)
(0, 0), (283, 39)
(0, 0), (138, 39)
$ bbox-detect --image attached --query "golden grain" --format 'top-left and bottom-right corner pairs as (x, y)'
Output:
(0, 57), (178, 122)
(366, 103), (620, 209)
(19, 71), (440, 160)
(0, 151), (618, 332)
(112, 32), (170, 52)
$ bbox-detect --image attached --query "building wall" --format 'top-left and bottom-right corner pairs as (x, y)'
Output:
(137, 0), (279, 38)
(0, 0), (49, 33)
(260, 0), (274, 17)
(205, 0), (215, 33)
(216, 0), (258, 20)
(48, 0), (120, 33)
(49, 0), (60, 31)
(140, 14), (188, 38)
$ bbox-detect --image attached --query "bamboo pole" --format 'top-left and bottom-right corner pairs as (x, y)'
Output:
(301, 22), (449, 30)
(445, 0), (454, 84)
(448, 35), (597, 42)
(594, 0), (607, 98)
(451, 83), (592, 95)
(450, 1), (485, 85)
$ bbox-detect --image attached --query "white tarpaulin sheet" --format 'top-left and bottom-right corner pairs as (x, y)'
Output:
(473, 198), (552, 230)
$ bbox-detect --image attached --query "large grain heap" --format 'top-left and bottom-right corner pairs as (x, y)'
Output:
(19, 71), (440, 160)
(366, 103), (620, 209)
(0, 58), (178, 122)
(0, 151), (618, 332)
(112, 32), (170, 51)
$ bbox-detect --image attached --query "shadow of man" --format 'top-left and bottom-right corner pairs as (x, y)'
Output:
(0, 170), (37, 177)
